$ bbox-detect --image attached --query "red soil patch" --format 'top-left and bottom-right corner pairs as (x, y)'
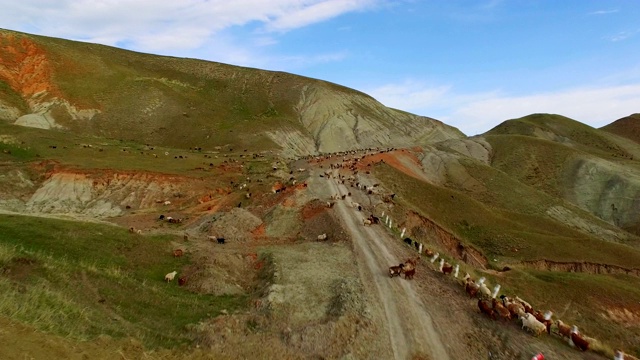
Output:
(282, 198), (296, 207)
(302, 200), (328, 220)
(0, 33), (61, 100)
(251, 223), (266, 238)
(359, 150), (425, 180)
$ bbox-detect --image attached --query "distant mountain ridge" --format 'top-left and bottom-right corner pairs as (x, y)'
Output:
(0, 28), (464, 156)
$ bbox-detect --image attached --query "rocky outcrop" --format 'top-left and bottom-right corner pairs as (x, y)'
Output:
(295, 84), (464, 154)
(565, 156), (640, 232)
(406, 211), (488, 268)
(521, 259), (640, 277)
(23, 170), (205, 217)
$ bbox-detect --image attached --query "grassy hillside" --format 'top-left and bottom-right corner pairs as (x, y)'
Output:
(374, 162), (640, 266)
(601, 113), (640, 144)
(0, 214), (245, 348)
(0, 28), (463, 155)
(374, 161), (640, 355)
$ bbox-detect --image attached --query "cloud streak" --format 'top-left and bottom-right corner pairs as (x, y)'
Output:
(588, 9), (619, 15)
(0, 0), (379, 52)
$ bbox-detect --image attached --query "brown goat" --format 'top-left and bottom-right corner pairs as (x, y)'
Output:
(570, 327), (590, 351)
(441, 262), (453, 275)
(478, 299), (497, 320)
(402, 267), (416, 280)
(492, 298), (511, 321)
(555, 320), (572, 338)
(389, 264), (404, 278)
(465, 280), (479, 299)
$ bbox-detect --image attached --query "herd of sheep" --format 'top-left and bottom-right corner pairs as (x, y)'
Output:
(397, 239), (637, 359)
(308, 147), (637, 359)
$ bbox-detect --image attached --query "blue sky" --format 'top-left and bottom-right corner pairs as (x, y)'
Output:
(2, 0), (639, 135)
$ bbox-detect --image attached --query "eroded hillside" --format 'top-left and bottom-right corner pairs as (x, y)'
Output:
(0, 29), (463, 156)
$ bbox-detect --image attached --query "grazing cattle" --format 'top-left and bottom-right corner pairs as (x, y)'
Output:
(178, 276), (187, 286)
(424, 248), (434, 258)
(403, 237), (413, 246)
(369, 215), (379, 224)
(173, 249), (184, 257)
(389, 264), (404, 277)
(164, 271), (178, 282)
(183, 233), (189, 241)
(217, 237), (226, 244)
(159, 214), (165, 220)
(478, 299), (497, 320)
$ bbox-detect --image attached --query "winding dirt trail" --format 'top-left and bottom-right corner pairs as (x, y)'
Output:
(308, 169), (450, 360)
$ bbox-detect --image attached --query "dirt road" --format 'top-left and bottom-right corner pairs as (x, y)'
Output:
(309, 169), (450, 360)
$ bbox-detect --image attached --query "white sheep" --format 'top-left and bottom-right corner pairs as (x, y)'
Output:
(477, 277), (491, 298)
(164, 271), (178, 282)
(136, 229), (142, 234)
(163, 200), (171, 205)
(521, 313), (546, 336)
(317, 233), (328, 241)
(453, 264), (460, 278)
(363, 219), (372, 226)
(430, 252), (440, 263)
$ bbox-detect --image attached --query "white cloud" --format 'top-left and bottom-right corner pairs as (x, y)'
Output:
(607, 29), (639, 42)
(0, 0), (379, 52)
(267, 0), (376, 32)
(588, 9), (619, 15)
(364, 81), (640, 136)
(366, 80), (451, 110)
(453, 84), (640, 135)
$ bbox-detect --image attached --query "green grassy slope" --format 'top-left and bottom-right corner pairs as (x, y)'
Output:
(1, 28), (463, 154)
(0, 214), (245, 348)
(601, 113), (640, 144)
